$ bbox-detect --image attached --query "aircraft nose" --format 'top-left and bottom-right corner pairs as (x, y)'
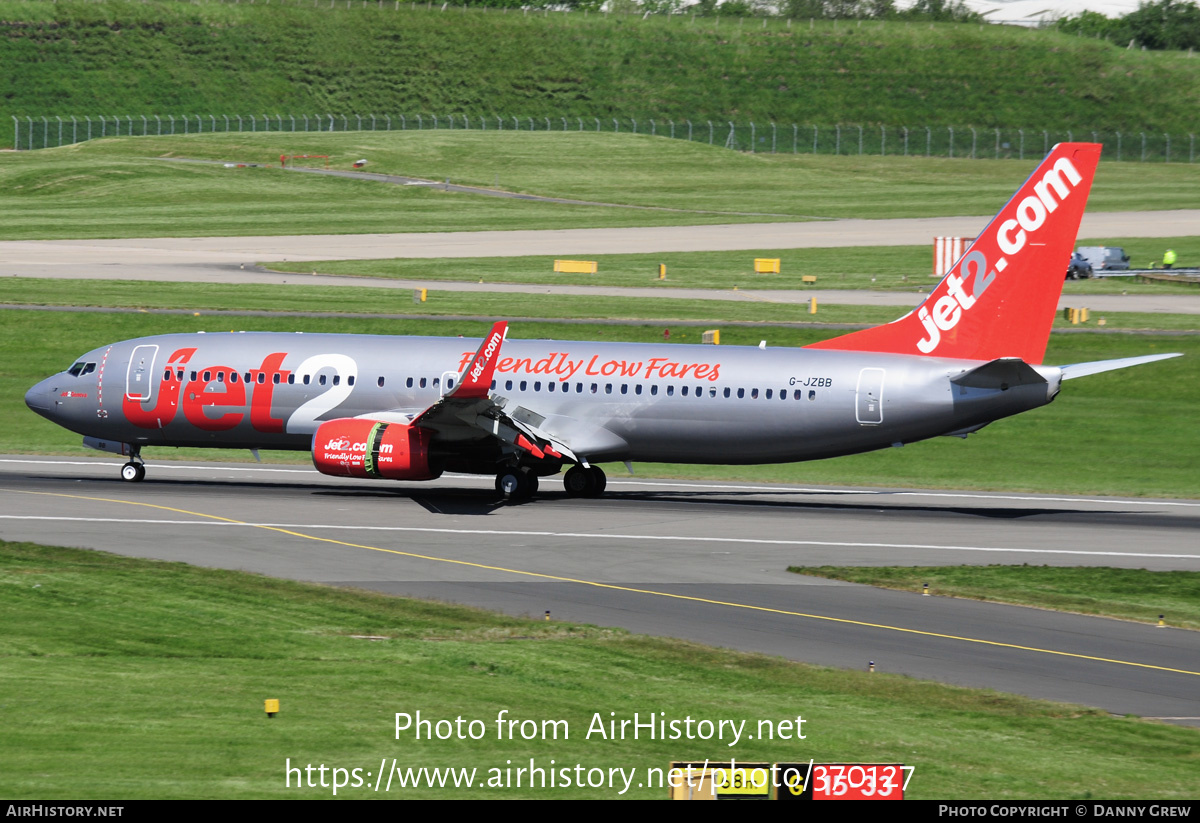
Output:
(25, 380), (52, 413)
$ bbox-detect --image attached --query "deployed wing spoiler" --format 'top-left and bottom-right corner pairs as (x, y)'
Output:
(409, 321), (581, 462)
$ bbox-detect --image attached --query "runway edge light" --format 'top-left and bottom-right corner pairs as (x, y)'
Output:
(265, 698), (280, 718)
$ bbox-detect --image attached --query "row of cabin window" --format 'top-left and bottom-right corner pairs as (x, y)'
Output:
(164, 369), (819, 402)
(164, 369), (357, 387)
(495, 378), (816, 401)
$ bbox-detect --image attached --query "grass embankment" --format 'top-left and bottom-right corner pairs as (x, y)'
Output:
(5, 304), (1197, 497)
(2, 540), (1196, 799)
(3, 1), (1200, 149)
(790, 566), (1200, 630)
(3, 134), (1200, 240)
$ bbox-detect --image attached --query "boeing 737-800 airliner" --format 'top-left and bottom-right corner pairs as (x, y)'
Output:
(24, 144), (1180, 499)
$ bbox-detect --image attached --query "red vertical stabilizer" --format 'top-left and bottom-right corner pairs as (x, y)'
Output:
(806, 143), (1102, 364)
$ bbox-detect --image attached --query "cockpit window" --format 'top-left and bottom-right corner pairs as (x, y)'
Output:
(67, 362), (96, 377)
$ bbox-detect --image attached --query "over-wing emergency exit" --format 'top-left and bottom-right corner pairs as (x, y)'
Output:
(25, 144), (1180, 499)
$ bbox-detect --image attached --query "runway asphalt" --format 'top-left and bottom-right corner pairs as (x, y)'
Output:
(3, 456), (1197, 726)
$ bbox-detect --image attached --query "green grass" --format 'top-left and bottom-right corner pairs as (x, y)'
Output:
(788, 566), (1200, 630)
(3, 277), (1200, 331)
(3, 0), (1200, 150)
(4, 307), (1198, 497)
(4, 134), (1200, 240)
(267, 238), (1200, 295)
(3, 539), (1197, 799)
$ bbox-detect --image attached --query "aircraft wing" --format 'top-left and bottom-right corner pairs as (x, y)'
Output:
(398, 321), (580, 463)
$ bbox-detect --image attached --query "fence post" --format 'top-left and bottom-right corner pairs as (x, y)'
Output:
(578, 118), (584, 131)
(12, 116), (17, 151)
(812, 125), (817, 154)
(1018, 128), (1023, 160)
(688, 120), (693, 141)
(72, 116), (77, 145)
(880, 125), (885, 156)
(650, 118), (655, 136)
(1164, 133), (1170, 163)
(994, 127), (999, 159)
(793, 123), (797, 154)
(926, 126), (931, 157)
(613, 118), (619, 133)
(113, 116), (119, 138)
(770, 121), (776, 153)
(356, 114), (362, 130)
(27, 116), (34, 149)
(1141, 132), (1146, 161)
(857, 124), (863, 155)
(235, 115), (242, 132)
(342, 115), (348, 131)
(199, 115), (205, 133)
(1116, 132), (1121, 161)
(544, 117), (550, 131)
(948, 127), (954, 158)
(749, 121), (755, 152)
(632, 118), (637, 134)
(970, 127), (976, 160)
(328, 114), (335, 132)
(213, 115), (219, 133)
(594, 117), (600, 132)
(708, 121), (713, 145)
(87, 116), (92, 142)
(58, 116), (64, 146)
(1191, 133), (1194, 164)
(43, 117), (49, 146)
(726, 121), (735, 150)
(835, 125), (840, 155)
(1067, 129), (1073, 142)
(903, 126), (908, 156)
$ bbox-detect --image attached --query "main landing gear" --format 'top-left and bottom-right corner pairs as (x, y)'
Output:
(495, 466), (539, 500)
(120, 448), (145, 483)
(494, 464), (607, 500)
(562, 464), (606, 498)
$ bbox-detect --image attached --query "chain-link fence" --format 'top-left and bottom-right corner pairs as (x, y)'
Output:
(11, 113), (1197, 162)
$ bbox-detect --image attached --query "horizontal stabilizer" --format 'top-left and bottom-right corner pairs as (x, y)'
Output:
(951, 358), (1046, 390)
(1060, 352), (1182, 380)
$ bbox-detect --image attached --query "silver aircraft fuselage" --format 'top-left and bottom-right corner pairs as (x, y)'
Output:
(25, 331), (1061, 466)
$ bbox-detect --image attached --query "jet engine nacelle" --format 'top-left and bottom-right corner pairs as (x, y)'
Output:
(312, 418), (441, 481)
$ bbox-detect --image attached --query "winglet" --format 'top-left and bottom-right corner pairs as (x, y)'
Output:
(452, 321), (507, 399)
(806, 143), (1103, 365)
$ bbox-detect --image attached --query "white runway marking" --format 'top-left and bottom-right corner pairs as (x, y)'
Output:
(4, 515), (1198, 560)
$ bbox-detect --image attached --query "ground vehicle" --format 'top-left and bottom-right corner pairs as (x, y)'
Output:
(1066, 251), (1093, 280)
(1076, 246), (1130, 272)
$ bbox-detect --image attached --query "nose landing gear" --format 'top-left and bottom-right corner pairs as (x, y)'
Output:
(120, 448), (145, 482)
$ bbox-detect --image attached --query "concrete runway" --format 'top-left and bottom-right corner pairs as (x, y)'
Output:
(3, 456), (1198, 725)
